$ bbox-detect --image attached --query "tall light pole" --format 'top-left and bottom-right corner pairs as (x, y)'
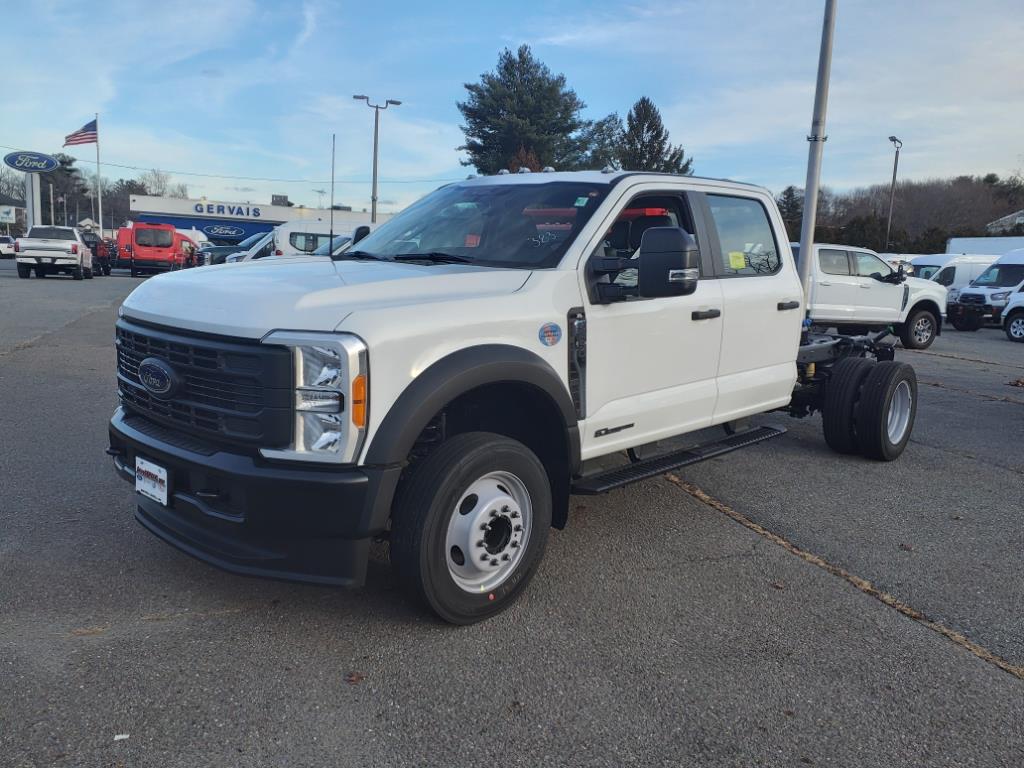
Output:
(353, 94), (401, 223)
(797, 0), (838, 310)
(884, 135), (903, 251)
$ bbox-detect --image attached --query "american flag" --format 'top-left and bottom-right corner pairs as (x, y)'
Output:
(64, 119), (98, 146)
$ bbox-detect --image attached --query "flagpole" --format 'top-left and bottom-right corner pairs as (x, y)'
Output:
(329, 133), (336, 246)
(95, 113), (104, 237)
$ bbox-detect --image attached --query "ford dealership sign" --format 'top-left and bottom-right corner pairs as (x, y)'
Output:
(4, 151), (59, 173)
(203, 224), (246, 237)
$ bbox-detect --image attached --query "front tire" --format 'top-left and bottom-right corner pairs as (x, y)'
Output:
(822, 356), (875, 454)
(856, 362), (917, 461)
(899, 309), (937, 349)
(390, 432), (552, 624)
(34, 266), (47, 278)
(1005, 311), (1024, 343)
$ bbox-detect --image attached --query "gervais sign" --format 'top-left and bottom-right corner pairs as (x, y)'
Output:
(194, 203), (262, 218)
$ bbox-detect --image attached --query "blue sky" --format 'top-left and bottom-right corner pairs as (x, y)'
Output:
(5, 0), (1023, 211)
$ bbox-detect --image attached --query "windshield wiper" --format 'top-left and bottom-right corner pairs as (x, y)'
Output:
(392, 252), (473, 264)
(332, 250), (386, 262)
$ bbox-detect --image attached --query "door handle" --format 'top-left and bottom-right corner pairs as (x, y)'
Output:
(777, 300), (800, 311)
(818, 281), (832, 286)
(691, 309), (722, 320)
(859, 284), (872, 289)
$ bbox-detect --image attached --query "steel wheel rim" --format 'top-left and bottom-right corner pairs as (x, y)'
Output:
(913, 316), (933, 344)
(887, 380), (913, 444)
(445, 471), (532, 594)
(1010, 317), (1024, 339)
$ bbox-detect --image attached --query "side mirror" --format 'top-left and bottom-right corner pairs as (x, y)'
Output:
(353, 225), (370, 245)
(637, 227), (700, 298)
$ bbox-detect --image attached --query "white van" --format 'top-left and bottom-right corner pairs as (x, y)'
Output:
(910, 254), (954, 280)
(272, 219), (347, 257)
(930, 254), (998, 305)
(948, 249), (1024, 330)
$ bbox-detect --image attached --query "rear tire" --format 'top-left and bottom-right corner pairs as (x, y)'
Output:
(899, 308), (937, 349)
(390, 432), (552, 625)
(1005, 311), (1024, 343)
(34, 266), (47, 278)
(822, 356), (875, 454)
(17, 263), (31, 279)
(856, 362), (917, 461)
(72, 265), (84, 280)
(84, 267), (93, 279)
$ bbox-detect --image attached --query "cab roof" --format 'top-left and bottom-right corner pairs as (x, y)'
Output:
(456, 169), (769, 195)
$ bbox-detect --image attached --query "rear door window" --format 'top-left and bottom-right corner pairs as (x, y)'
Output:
(819, 249), (851, 275)
(705, 195), (781, 276)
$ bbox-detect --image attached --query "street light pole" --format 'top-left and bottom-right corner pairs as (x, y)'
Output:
(353, 95), (402, 223)
(884, 135), (903, 251)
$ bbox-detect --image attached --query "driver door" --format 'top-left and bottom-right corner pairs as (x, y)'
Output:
(579, 188), (722, 460)
(851, 250), (901, 322)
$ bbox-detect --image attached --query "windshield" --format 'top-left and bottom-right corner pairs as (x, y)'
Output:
(28, 227), (75, 240)
(915, 264), (941, 279)
(135, 228), (173, 248)
(972, 264), (1024, 288)
(313, 234), (352, 255)
(350, 181), (610, 268)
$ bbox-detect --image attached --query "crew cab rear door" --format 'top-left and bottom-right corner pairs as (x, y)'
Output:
(697, 191), (804, 423)
(577, 186), (722, 459)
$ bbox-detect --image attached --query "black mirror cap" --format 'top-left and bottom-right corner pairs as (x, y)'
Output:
(638, 227), (700, 298)
(353, 225), (371, 244)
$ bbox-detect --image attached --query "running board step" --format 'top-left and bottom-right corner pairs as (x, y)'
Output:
(571, 425), (787, 495)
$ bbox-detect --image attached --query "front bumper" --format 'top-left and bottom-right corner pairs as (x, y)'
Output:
(108, 407), (400, 587)
(948, 302), (1003, 324)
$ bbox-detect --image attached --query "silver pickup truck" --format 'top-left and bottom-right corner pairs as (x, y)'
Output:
(15, 225), (94, 280)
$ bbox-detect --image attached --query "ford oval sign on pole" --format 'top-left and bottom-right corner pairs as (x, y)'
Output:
(3, 151), (60, 174)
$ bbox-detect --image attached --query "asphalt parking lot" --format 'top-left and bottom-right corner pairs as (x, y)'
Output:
(1, 259), (1022, 767)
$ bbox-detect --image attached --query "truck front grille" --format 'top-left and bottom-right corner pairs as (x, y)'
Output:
(115, 319), (293, 448)
(959, 293), (985, 305)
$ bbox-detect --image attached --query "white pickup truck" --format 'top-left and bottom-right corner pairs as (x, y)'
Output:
(793, 243), (947, 349)
(107, 171), (919, 623)
(15, 225), (95, 280)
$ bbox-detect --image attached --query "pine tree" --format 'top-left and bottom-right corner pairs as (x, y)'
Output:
(616, 97), (693, 174)
(457, 46), (588, 174)
(776, 185), (804, 241)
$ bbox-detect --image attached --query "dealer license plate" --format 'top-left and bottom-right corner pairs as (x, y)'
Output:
(135, 457), (169, 506)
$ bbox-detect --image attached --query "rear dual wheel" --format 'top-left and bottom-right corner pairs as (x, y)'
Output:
(390, 432), (551, 624)
(823, 359), (917, 461)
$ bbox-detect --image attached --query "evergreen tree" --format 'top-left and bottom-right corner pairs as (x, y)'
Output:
(617, 97), (693, 174)
(776, 185), (804, 241)
(457, 46), (587, 174)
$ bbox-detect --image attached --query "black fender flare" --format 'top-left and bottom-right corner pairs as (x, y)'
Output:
(364, 344), (580, 472)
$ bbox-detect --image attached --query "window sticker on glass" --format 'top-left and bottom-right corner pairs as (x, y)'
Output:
(574, 197), (590, 207)
(729, 251), (747, 270)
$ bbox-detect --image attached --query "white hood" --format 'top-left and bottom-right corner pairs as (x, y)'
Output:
(121, 256), (532, 339)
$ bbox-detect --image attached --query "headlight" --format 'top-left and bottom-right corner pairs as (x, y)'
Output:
(991, 291), (1010, 302)
(259, 331), (368, 464)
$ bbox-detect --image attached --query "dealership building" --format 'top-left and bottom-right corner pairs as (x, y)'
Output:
(129, 195), (390, 244)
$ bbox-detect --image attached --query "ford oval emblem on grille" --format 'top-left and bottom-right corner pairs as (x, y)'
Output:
(138, 357), (178, 398)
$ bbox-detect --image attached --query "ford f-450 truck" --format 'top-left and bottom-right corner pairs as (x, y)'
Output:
(108, 171), (918, 623)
